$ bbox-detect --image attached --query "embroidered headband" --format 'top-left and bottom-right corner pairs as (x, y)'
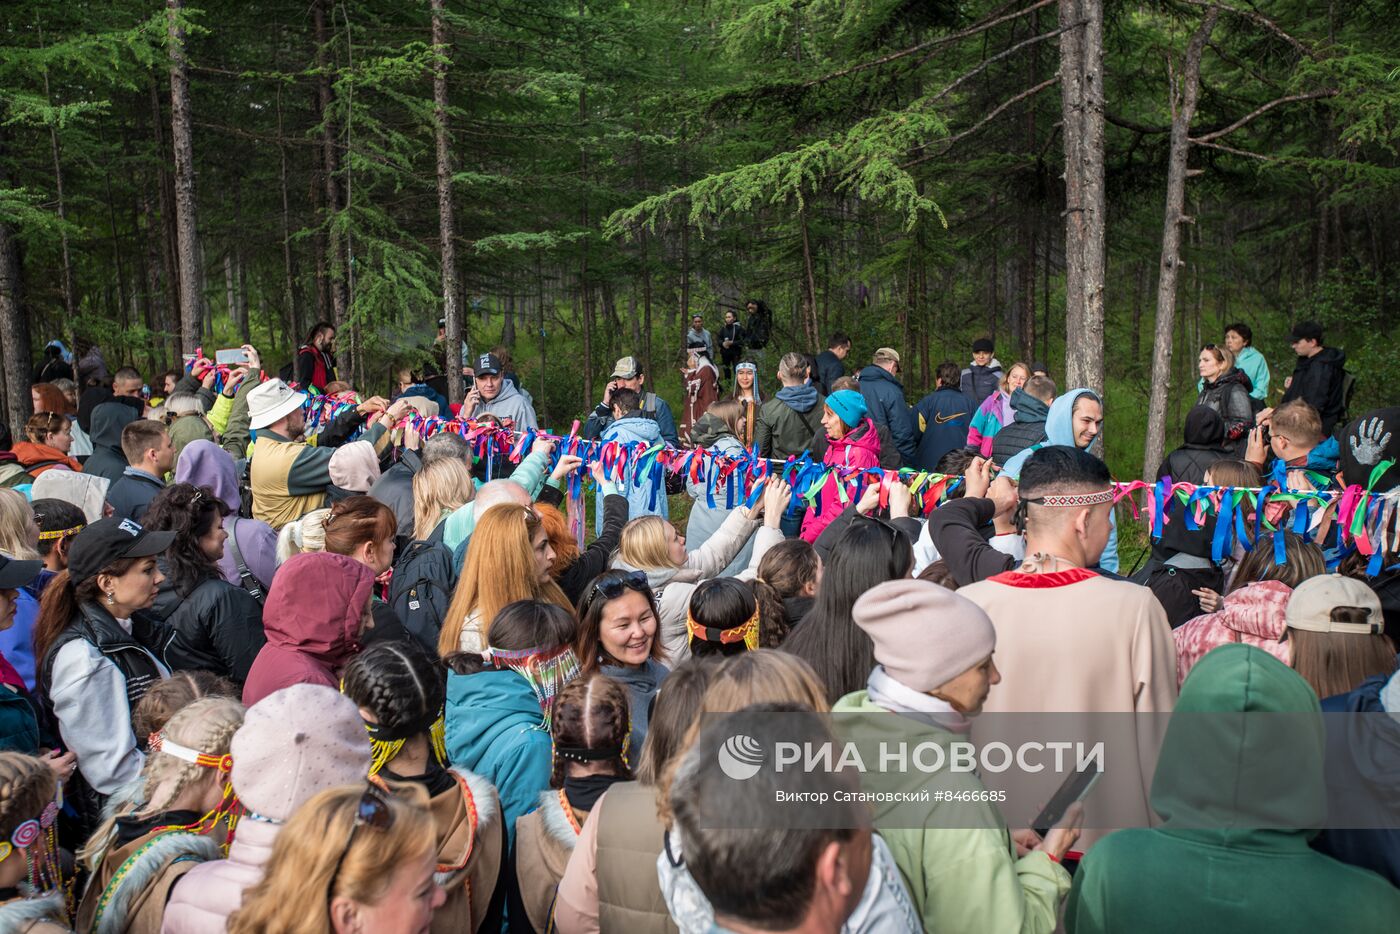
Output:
(0, 800), (59, 863)
(686, 606), (760, 651)
(1022, 488), (1115, 507)
(149, 730), (234, 772)
(37, 524), (84, 541)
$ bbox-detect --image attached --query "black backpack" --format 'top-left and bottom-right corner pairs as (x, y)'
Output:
(388, 539), (457, 653)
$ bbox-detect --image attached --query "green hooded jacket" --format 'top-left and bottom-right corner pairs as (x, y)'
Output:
(1066, 644), (1400, 934)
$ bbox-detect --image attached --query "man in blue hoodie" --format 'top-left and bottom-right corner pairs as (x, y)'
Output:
(596, 387), (669, 534)
(1003, 387), (1121, 573)
(857, 347), (916, 465)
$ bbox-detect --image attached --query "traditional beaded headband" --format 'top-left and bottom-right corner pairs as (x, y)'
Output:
(149, 730), (234, 772)
(0, 799), (59, 863)
(1023, 489), (1115, 507)
(686, 606), (760, 650)
(37, 524), (84, 542)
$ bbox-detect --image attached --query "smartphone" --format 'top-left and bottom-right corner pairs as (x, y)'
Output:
(215, 348), (248, 366)
(1031, 763), (1103, 838)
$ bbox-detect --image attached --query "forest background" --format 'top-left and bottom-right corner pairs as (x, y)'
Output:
(1, 0), (1397, 482)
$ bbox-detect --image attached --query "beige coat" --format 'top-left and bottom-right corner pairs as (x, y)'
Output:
(959, 568), (1178, 847)
(514, 790), (583, 932)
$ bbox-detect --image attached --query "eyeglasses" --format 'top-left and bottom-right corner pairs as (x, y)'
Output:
(326, 786), (394, 903)
(584, 571), (651, 612)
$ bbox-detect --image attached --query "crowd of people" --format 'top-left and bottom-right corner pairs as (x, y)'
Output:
(0, 311), (1394, 934)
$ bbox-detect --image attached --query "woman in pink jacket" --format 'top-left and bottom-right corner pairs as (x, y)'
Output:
(800, 390), (883, 544)
(241, 552), (375, 706)
(161, 684), (372, 933)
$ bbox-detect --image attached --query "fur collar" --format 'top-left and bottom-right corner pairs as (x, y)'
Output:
(95, 833), (221, 934)
(536, 789), (580, 850)
(0, 888), (66, 928)
(453, 766), (498, 829)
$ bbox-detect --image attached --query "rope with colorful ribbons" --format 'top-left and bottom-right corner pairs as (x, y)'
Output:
(291, 390), (1400, 574)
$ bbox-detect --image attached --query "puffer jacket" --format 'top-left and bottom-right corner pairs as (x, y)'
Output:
(800, 418), (883, 544)
(684, 414), (754, 577)
(241, 553), (375, 705)
(611, 508), (760, 663)
(597, 414), (669, 534)
(160, 816), (278, 934)
(990, 389), (1050, 466)
(959, 359), (1004, 409)
(1196, 368), (1254, 453)
(148, 562), (265, 684)
(755, 385), (824, 461)
(856, 365), (916, 464)
(1172, 580), (1292, 686)
(84, 401), (142, 484)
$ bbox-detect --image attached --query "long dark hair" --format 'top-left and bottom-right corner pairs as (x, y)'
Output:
(781, 517), (913, 703)
(144, 483), (229, 598)
(688, 578), (758, 659)
(576, 570), (665, 669)
(443, 599), (576, 675)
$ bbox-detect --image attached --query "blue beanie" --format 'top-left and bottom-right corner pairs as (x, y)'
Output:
(825, 390), (867, 429)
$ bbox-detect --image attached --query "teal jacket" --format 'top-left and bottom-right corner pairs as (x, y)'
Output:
(1066, 644), (1400, 934)
(444, 668), (552, 849)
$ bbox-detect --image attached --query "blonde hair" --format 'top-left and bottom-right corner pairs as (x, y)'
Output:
(1001, 362), (1031, 393)
(704, 399), (744, 437)
(0, 752), (57, 841)
(1271, 400), (1324, 447)
(617, 515), (680, 571)
(228, 783), (436, 934)
(0, 489), (40, 561)
(657, 651), (826, 823)
(413, 458), (474, 541)
(131, 671), (239, 747)
(1202, 344), (1236, 370)
(80, 696), (245, 872)
(276, 508), (331, 563)
(438, 504), (571, 655)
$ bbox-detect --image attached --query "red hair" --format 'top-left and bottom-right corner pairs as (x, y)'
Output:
(31, 383), (73, 416)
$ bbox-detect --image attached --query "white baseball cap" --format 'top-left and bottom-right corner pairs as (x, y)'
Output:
(1285, 574), (1384, 634)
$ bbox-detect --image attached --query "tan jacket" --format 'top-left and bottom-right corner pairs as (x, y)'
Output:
(426, 767), (504, 934)
(514, 790), (582, 933)
(554, 782), (678, 934)
(76, 827), (223, 934)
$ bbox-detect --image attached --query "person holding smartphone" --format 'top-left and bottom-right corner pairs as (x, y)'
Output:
(834, 578), (1082, 934)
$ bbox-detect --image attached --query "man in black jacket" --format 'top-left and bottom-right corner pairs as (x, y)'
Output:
(1265, 320), (1347, 435)
(989, 375), (1056, 466)
(106, 421), (174, 522)
(812, 333), (851, 395)
(856, 347), (916, 465)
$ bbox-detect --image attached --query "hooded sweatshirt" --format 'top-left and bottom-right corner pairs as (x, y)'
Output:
(1065, 644), (1400, 934)
(1157, 406), (1230, 484)
(1312, 671), (1400, 886)
(241, 552), (375, 705)
(684, 413), (753, 577)
(444, 668), (553, 850)
(1172, 580), (1291, 686)
(1003, 388), (1119, 573)
(174, 439), (279, 594)
(990, 388), (1051, 466)
(475, 379), (538, 431)
(597, 414), (669, 535)
(800, 417), (883, 544)
(84, 401), (142, 484)
(755, 384), (824, 461)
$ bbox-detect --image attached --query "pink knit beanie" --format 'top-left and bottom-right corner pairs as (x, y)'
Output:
(328, 440), (381, 493)
(852, 579), (996, 692)
(230, 684), (371, 821)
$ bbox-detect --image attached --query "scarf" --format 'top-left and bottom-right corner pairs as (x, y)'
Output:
(562, 774), (628, 812)
(866, 666), (971, 734)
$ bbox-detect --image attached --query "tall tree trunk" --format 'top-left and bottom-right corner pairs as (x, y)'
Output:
(640, 230), (654, 376)
(149, 78), (181, 361)
(431, 0), (463, 405)
(40, 48), (78, 335)
(315, 0), (348, 364)
(167, 0), (204, 355)
(798, 206), (820, 350)
(1141, 7), (1217, 482)
(1059, 0), (1106, 395)
(0, 127), (31, 427)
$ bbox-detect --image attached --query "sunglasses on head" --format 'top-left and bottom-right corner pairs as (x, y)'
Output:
(584, 571), (651, 611)
(327, 786), (394, 903)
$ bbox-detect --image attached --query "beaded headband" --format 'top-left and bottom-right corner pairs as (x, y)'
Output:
(686, 606), (760, 651)
(0, 800), (59, 863)
(149, 730), (234, 772)
(1023, 488), (1114, 507)
(37, 524), (84, 542)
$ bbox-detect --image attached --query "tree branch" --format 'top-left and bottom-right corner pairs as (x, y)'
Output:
(1192, 139), (1279, 162)
(799, 0), (1059, 90)
(903, 76), (1060, 168)
(1191, 89), (1337, 142)
(926, 21), (1083, 108)
(1179, 0), (1317, 59)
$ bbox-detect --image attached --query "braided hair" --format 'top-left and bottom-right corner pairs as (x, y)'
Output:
(144, 482), (229, 598)
(132, 671), (239, 749)
(342, 641), (448, 775)
(549, 672), (633, 788)
(0, 752), (57, 842)
(79, 695), (246, 872)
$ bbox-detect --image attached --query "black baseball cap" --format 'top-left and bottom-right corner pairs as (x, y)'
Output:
(67, 517), (175, 583)
(0, 554), (41, 590)
(972, 338), (994, 353)
(476, 353), (503, 376)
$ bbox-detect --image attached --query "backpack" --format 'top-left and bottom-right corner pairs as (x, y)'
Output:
(0, 463), (31, 489)
(388, 539), (457, 653)
(226, 517), (267, 604)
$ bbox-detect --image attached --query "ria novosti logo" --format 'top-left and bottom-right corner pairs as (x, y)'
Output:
(717, 734), (765, 780)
